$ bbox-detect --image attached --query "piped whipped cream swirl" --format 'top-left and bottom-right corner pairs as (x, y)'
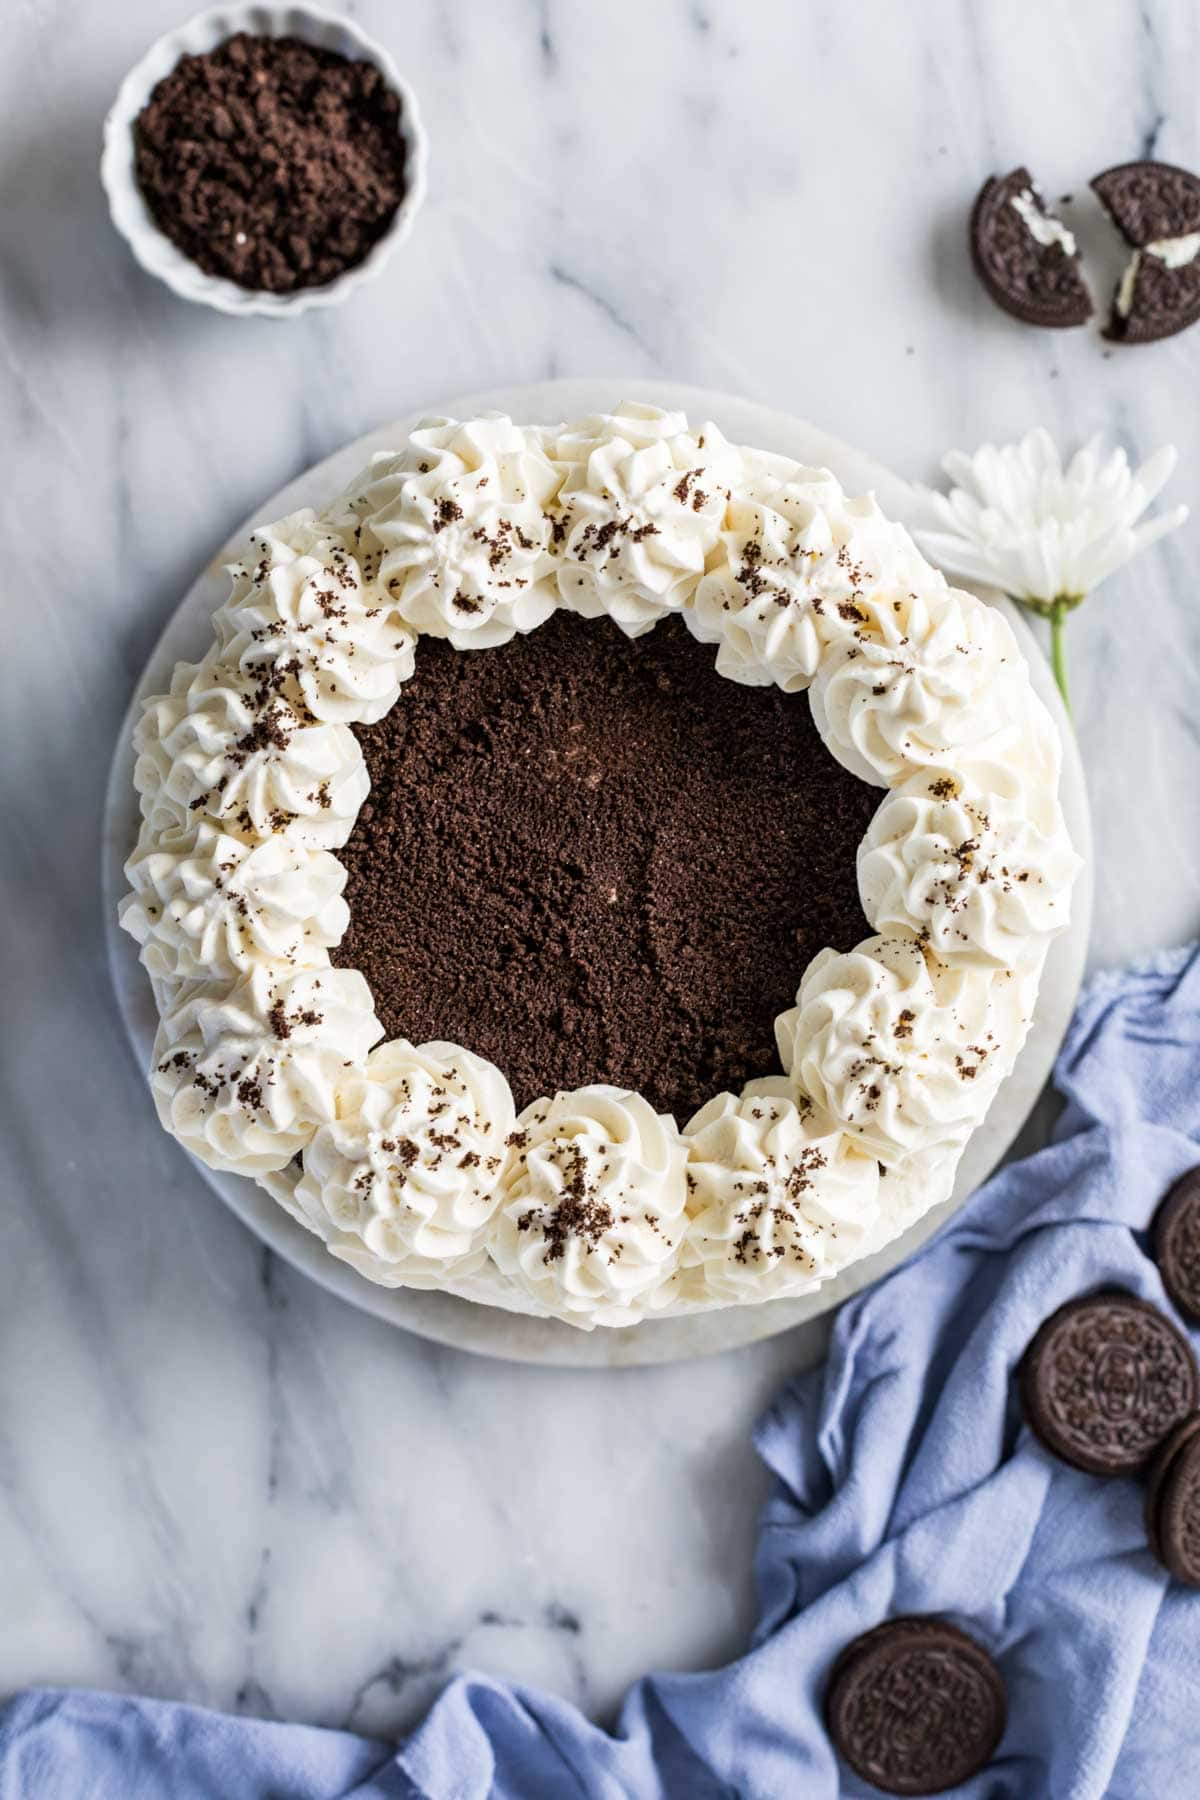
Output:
(338, 417), (563, 649)
(134, 653), (369, 848)
(152, 965), (381, 1174)
(859, 767), (1080, 969)
(808, 582), (1045, 787)
(293, 1040), (515, 1287)
(682, 1078), (883, 1301)
(549, 405), (741, 635)
(489, 1086), (688, 1326)
(776, 937), (1034, 1164)
(121, 818), (348, 983)
(687, 474), (927, 691)
(214, 509), (414, 725)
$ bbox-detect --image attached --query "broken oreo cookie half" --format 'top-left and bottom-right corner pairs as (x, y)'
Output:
(1092, 159), (1200, 343)
(970, 166), (1092, 327)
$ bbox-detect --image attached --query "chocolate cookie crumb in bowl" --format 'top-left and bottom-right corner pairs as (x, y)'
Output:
(1093, 160), (1200, 343)
(135, 33), (408, 295)
(970, 167), (1093, 328)
(102, 6), (427, 318)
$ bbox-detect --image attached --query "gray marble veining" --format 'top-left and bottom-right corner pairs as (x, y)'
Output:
(2, 0), (1198, 1737)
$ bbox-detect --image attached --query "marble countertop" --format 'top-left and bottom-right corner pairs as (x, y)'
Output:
(3, 0), (1198, 1741)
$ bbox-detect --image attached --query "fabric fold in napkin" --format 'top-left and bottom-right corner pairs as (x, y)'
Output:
(4, 945), (1199, 1799)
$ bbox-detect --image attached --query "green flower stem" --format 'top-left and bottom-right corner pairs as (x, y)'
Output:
(1048, 598), (1071, 716)
(1018, 592), (1083, 718)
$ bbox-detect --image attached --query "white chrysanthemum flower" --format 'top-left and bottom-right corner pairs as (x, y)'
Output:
(917, 430), (1186, 707)
(919, 430), (1186, 602)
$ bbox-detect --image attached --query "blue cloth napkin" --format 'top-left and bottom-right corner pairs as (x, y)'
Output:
(5, 945), (1199, 1799)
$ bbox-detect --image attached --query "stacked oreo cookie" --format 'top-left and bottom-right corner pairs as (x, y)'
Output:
(1018, 1167), (1200, 1584)
(824, 1168), (1200, 1796)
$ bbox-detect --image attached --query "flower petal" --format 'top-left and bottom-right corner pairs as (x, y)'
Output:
(918, 430), (1186, 607)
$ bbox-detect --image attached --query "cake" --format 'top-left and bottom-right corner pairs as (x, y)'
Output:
(119, 403), (1080, 1329)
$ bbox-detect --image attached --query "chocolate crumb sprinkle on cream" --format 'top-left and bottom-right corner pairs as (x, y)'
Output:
(133, 33), (409, 294)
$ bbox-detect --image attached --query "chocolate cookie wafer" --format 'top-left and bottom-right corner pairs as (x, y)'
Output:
(825, 1616), (1007, 1796)
(1153, 1168), (1200, 1323)
(1144, 1410), (1200, 1565)
(970, 167), (1092, 327)
(1092, 160), (1200, 343)
(1020, 1293), (1198, 1475)
(1145, 1410), (1200, 1585)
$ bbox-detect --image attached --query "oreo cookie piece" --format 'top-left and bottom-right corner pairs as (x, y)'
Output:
(1020, 1294), (1198, 1475)
(1144, 1410), (1200, 1565)
(970, 167), (1092, 327)
(1092, 161), (1200, 343)
(1153, 1168), (1200, 1323)
(825, 1616), (1007, 1795)
(1145, 1410), (1200, 1585)
(1093, 160), (1200, 244)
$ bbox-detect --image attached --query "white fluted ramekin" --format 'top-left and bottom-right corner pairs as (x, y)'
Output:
(101, 4), (427, 319)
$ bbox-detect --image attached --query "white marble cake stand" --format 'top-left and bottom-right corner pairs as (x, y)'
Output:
(103, 379), (1093, 1368)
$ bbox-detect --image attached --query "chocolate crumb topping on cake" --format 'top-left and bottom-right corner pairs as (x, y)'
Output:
(332, 612), (877, 1122)
(133, 33), (409, 294)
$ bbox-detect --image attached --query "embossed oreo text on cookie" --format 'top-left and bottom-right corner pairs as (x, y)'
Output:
(1020, 1294), (1199, 1475)
(825, 1616), (1007, 1796)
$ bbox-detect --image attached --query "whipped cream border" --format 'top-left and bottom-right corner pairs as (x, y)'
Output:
(121, 406), (1079, 1330)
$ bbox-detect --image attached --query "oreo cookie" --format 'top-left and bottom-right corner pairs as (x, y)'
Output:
(970, 167), (1092, 327)
(1144, 1410), (1200, 1565)
(1092, 160), (1200, 343)
(1144, 1410), (1200, 1585)
(1153, 1168), (1200, 1323)
(825, 1616), (1007, 1795)
(1092, 160), (1200, 245)
(1020, 1293), (1198, 1475)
